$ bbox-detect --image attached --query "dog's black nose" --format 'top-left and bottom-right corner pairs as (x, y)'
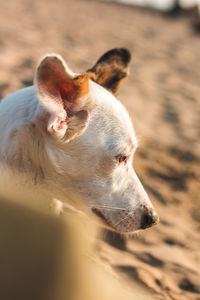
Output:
(141, 210), (159, 229)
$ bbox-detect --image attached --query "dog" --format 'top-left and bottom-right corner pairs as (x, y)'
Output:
(0, 48), (158, 233)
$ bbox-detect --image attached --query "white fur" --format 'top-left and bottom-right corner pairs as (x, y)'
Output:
(0, 54), (158, 233)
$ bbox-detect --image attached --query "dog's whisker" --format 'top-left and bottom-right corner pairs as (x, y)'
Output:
(89, 205), (125, 211)
(113, 210), (134, 227)
(89, 204), (135, 211)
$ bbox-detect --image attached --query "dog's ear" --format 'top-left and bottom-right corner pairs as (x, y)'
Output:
(34, 54), (89, 140)
(86, 48), (131, 94)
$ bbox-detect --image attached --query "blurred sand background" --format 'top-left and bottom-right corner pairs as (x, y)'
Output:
(0, 0), (199, 299)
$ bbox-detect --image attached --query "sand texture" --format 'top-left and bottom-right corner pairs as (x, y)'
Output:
(0, 0), (199, 299)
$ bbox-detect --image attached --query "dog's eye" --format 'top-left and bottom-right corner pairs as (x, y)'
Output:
(118, 155), (127, 163)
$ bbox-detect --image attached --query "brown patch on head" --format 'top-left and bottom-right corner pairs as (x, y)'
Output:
(60, 74), (89, 112)
(86, 48), (131, 93)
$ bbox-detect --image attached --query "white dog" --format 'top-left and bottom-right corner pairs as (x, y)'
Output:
(0, 48), (158, 233)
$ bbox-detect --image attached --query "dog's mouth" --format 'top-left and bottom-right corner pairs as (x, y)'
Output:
(91, 207), (158, 233)
(91, 207), (137, 233)
(92, 208), (114, 230)
(92, 208), (108, 223)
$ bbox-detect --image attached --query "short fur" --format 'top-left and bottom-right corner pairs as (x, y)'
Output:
(0, 48), (158, 233)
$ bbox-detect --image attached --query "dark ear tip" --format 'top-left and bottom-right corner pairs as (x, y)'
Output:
(115, 48), (131, 64)
(96, 48), (131, 66)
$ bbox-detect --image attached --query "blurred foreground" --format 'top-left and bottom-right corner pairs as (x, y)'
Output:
(0, 0), (199, 299)
(0, 173), (154, 300)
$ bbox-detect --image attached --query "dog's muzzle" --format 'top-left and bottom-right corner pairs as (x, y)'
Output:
(92, 207), (159, 233)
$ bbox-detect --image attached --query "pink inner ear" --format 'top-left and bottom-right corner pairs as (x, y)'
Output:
(37, 58), (72, 102)
(40, 78), (77, 112)
(39, 67), (77, 106)
(42, 79), (60, 98)
(60, 83), (78, 103)
(37, 56), (89, 115)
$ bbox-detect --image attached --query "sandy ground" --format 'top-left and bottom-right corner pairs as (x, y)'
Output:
(0, 0), (199, 299)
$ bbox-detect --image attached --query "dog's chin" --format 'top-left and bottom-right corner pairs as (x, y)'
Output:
(91, 208), (140, 234)
(91, 208), (116, 232)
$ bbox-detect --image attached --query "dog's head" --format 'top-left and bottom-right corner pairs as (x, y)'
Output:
(34, 48), (159, 233)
